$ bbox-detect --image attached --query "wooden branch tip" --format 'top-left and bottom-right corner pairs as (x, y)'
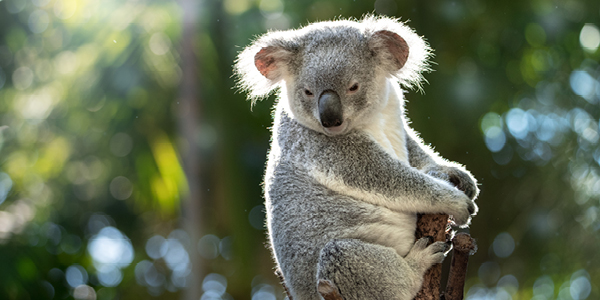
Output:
(452, 232), (477, 255)
(444, 233), (478, 300)
(318, 279), (344, 300)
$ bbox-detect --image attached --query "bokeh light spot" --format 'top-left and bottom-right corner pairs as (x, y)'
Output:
(259, 0), (284, 19)
(135, 260), (153, 287)
(96, 266), (123, 287)
(579, 24), (600, 52)
(249, 205), (266, 230)
(252, 284), (276, 300)
(88, 226), (134, 267)
(219, 236), (234, 260)
(66, 265), (89, 288)
(61, 234), (82, 254)
(6, 0), (26, 13)
(481, 112), (503, 133)
(506, 108), (529, 139)
(525, 23), (546, 46)
(535, 114), (558, 142)
(28, 10), (50, 34)
(533, 275), (554, 298)
(203, 273), (227, 296)
(478, 261), (501, 286)
(149, 32), (171, 56)
(54, 51), (79, 75)
(484, 126), (506, 152)
(40, 281), (55, 299)
(15, 91), (55, 120)
(224, 0), (251, 15)
(73, 284), (97, 300)
(54, 0), (77, 20)
(492, 232), (515, 258)
(198, 234), (220, 259)
(109, 133), (133, 157)
(570, 270), (591, 300)
(12, 67), (34, 90)
(109, 176), (133, 200)
(163, 238), (191, 276)
(146, 235), (168, 259)
(570, 70), (597, 102)
(497, 274), (519, 295)
(263, 13), (291, 31)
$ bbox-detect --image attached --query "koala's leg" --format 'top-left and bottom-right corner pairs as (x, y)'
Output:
(316, 238), (447, 300)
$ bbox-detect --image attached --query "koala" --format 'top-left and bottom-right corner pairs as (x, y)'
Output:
(235, 16), (479, 300)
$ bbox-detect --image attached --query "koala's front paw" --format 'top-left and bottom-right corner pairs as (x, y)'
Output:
(428, 166), (479, 200)
(447, 192), (478, 227)
(405, 238), (448, 274)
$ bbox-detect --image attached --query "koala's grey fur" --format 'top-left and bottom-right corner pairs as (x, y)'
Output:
(235, 16), (479, 300)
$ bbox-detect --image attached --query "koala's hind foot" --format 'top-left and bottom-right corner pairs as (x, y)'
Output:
(404, 237), (448, 275)
(316, 238), (447, 300)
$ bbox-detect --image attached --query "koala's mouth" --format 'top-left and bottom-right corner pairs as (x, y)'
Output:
(322, 121), (349, 136)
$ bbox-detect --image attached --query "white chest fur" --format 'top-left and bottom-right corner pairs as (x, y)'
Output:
(362, 81), (409, 163)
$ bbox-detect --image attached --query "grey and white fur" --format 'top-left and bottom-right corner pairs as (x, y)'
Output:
(235, 16), (479, 300)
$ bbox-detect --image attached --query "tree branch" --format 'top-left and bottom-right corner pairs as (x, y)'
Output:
(444, 233), (477, 300)
(414, 214), (450, 300)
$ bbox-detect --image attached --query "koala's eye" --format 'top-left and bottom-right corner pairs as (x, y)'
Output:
(349, 83), (359, 92)
(304, 89), (314, 96)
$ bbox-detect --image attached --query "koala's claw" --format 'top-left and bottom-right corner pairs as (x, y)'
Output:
(467, 201), (476, 215)
(448, 170), (478, 200)
(444, 241), (452, 252)
(411, 236), (430, 251)
(429, 166), (479, 200)
(447, 194), (478, 227)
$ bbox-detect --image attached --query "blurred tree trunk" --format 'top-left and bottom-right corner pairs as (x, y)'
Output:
(177, 0), (203, 299)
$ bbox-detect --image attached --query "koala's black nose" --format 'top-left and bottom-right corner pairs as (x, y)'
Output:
(318, 90), (343, 128)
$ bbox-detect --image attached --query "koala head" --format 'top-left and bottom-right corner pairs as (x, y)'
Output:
(236, 16), (432, 136)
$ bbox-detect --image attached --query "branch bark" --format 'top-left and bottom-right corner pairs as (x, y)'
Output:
(414, 214), (450, 300)
(444, 233), (477, 300)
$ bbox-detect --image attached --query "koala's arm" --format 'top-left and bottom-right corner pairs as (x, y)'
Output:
(405, 125), (479, 200)
(405, 126), (443, 170)
(309, 132), (476, 225)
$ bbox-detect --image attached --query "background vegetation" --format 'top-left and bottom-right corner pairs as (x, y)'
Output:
(0, 0), (599, 299)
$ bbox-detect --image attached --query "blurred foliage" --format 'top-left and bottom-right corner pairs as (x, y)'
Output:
(0, 0), (599, 300)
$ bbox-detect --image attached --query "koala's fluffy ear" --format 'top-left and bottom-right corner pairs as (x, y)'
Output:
(369, 31), (410, 70)
(235, 32), (298, 104)
(364, 16), (433, 91)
